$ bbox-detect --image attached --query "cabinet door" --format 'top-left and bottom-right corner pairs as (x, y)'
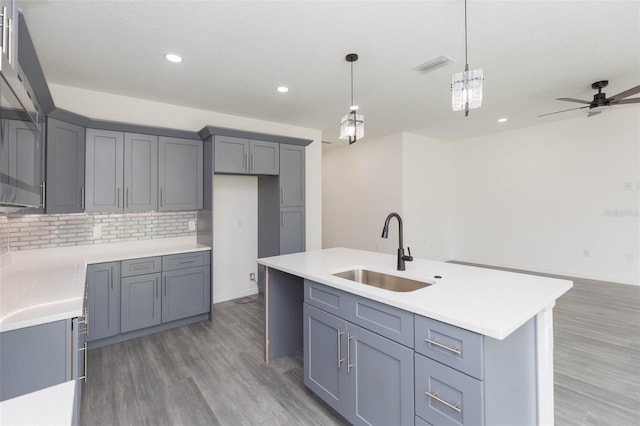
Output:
(161, 265), (210, 323)
(121, 272), (162, 332)
(86, 262), (121, 341)
(280, 206), (305, 254)
(279, 144), (304, 207)
(346, 323), (414, 426)
(85, 129), (124, 212)
(303, 303), (348, 415)
(8, 119), (42, 208)
(0, 319), (70, 401)
(124, 132), (158, 212)
(158, 136), (203, 211)
(214, 135), (249, 174)
(249, 140), (279, 175)
(46, 118), (85, 213)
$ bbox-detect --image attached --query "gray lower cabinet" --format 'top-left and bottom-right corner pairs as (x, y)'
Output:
(279, 144), (304, 207)
(124, 132), (158, 212)
(162, 265), (211, 323)
(121, 272), (162, 332)
(0, 319), (71, 401)
(158, 136), (203, 211)
(85, 129), (124, 212)
(214, 135), (279, 175)
(86, 262), (121, 341)
(304, 302), (414, 426)
(280, 206), (305, 255)
(46, 118), (85, 213)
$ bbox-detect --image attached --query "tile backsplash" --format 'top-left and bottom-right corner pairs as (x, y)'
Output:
(6, 211), (196, 251)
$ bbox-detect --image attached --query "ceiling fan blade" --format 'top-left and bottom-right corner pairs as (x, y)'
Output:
(607, 85), (640, 102)
(556, 97), (591, 104)
(587, 110), (602, 117)
(538, 105), (589, 117)
(612, 98), (640, 104)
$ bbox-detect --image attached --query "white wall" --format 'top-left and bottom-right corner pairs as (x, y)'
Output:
(449, 108), (640, 285)
(323, 108), (639, 285)
(49, 83), (323, 251)
(212, 175), (258, 303)
(323, 134), (404, 254)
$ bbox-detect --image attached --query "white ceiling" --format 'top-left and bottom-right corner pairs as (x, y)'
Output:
(18, 1), (640, 147)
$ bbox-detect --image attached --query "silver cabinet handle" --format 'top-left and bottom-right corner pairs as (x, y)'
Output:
(424, 338), (461, 355)
(164, 276), (167, 297)
(179, 259), (195, 264)
(245, 152), (249, 171)
(425, 391), (461, 413)
(126, 187), (129, 208)
(280, 187), (284, 205)
(117, 188), (120, 207)
(110, 266), (114, 290)
(40, 182), (46, 209)
(1, 7), (7, 56)
(81, 187), (85, 210)
(6, 17), (11, 64)
(85, 306), (89, 337)
(160, 188), (163, 207)
(347, 333), (353, 373)
(78, 342), (88, 383)
(132, 263), (152, 270)
(155, 277), (159, 299)
(337, 329), (344, 368)
(251, 152), (254, 170)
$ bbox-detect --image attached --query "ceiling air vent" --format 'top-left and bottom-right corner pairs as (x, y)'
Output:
(412, 55), (454, 73)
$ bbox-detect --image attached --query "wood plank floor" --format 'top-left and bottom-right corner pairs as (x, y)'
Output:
(81, 273), (640, 426)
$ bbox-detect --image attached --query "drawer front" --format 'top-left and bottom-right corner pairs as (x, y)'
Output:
(415, 415), (433, 426)
(121, 257), (162, 277)
(415, 354), (484, 426)
(304, 280), (351, 317)
(162, 251), (210, 271)
(415, 315), (483, 379)
(348, 295), (414, 348)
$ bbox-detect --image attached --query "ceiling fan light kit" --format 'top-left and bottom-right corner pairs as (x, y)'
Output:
(540, 80), (640, 118)
(339, 53), (365, 144)
(451, 0), (483, 116)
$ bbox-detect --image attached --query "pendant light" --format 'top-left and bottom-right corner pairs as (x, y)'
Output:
(451, 0), (483, 116)
(339, 53), (364, 144)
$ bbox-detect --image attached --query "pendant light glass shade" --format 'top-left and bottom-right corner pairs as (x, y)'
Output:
(451, 68), (483, 112)
(340, 110), (365, 142)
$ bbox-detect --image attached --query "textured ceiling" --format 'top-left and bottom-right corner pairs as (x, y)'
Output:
(18, 1), (640, 147)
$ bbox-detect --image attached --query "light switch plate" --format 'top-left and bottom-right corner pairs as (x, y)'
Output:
(188, 220), (196, 231)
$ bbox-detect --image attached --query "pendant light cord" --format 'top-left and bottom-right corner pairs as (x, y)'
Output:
(350, 61), (354, 108)
(464, 0), (468, 69)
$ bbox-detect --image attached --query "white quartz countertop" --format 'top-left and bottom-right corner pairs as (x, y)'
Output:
(258, 247), (573, 340)
(0, 237), (211, 332)
(0, 381), (76, 426)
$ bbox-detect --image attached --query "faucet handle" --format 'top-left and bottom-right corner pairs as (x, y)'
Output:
(404, 247), (414, 262)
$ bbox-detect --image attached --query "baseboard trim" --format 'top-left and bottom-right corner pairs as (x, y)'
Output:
(213, 288), (259, 304)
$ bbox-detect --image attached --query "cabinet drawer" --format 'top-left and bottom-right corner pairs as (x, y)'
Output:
(162, 251), (210, 271)
(348, 295), (414, 348)
(415, 354), (484, 426)
(304, 280), (351, 317)
(415, 415), (433, 426)
(121, 257), (162, 277)
(415, 315), (483, 379)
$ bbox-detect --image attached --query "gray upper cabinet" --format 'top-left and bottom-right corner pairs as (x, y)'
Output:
(214, 135), (279, 175)
(124, 133), (158, 212)
(279, 144), (304, 207)
(46, 118), (85, 214)
(85, 129), (124, 212)
(280, 206), (305, 255)
(158, 136), (203, 211)
(86, 262), (121, 341)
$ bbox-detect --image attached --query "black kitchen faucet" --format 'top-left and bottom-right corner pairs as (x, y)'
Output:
(381, 213), (413, 271)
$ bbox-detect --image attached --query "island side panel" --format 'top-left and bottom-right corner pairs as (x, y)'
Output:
(264, 267), (304, 363)
(535, 306), (555, 426)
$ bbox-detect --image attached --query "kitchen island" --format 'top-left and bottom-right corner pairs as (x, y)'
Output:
(258, 247), (572, 426)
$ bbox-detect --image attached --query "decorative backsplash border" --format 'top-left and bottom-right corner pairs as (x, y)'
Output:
(5, 211), (196, 251)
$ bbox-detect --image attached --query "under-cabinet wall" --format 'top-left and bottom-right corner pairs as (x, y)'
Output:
(6, 211), (196, 251)
(0, 216), (8, 255)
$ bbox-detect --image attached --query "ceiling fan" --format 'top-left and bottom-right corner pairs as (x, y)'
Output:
(539, 80), (640, 117)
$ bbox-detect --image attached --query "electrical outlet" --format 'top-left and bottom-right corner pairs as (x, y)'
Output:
(188, 220), (195, 231)
(249, 273), (256, 281)
(93, 224), (102, 238)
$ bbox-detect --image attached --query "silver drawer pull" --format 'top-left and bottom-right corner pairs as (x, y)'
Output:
(179, 259), (195, 264)
(424, 338), (461, 355)
(337, 329), (344, 368)
(425, 391), (461, 413)
(132, 264), (152, 270)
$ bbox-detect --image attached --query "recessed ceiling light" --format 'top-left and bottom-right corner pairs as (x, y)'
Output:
(165, 53), (183, 63)
(276, 86), (289, 93)
(497, 118), (508, 123)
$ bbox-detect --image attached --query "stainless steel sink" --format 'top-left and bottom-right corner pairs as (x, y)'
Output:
(332, 269), (432, 292)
